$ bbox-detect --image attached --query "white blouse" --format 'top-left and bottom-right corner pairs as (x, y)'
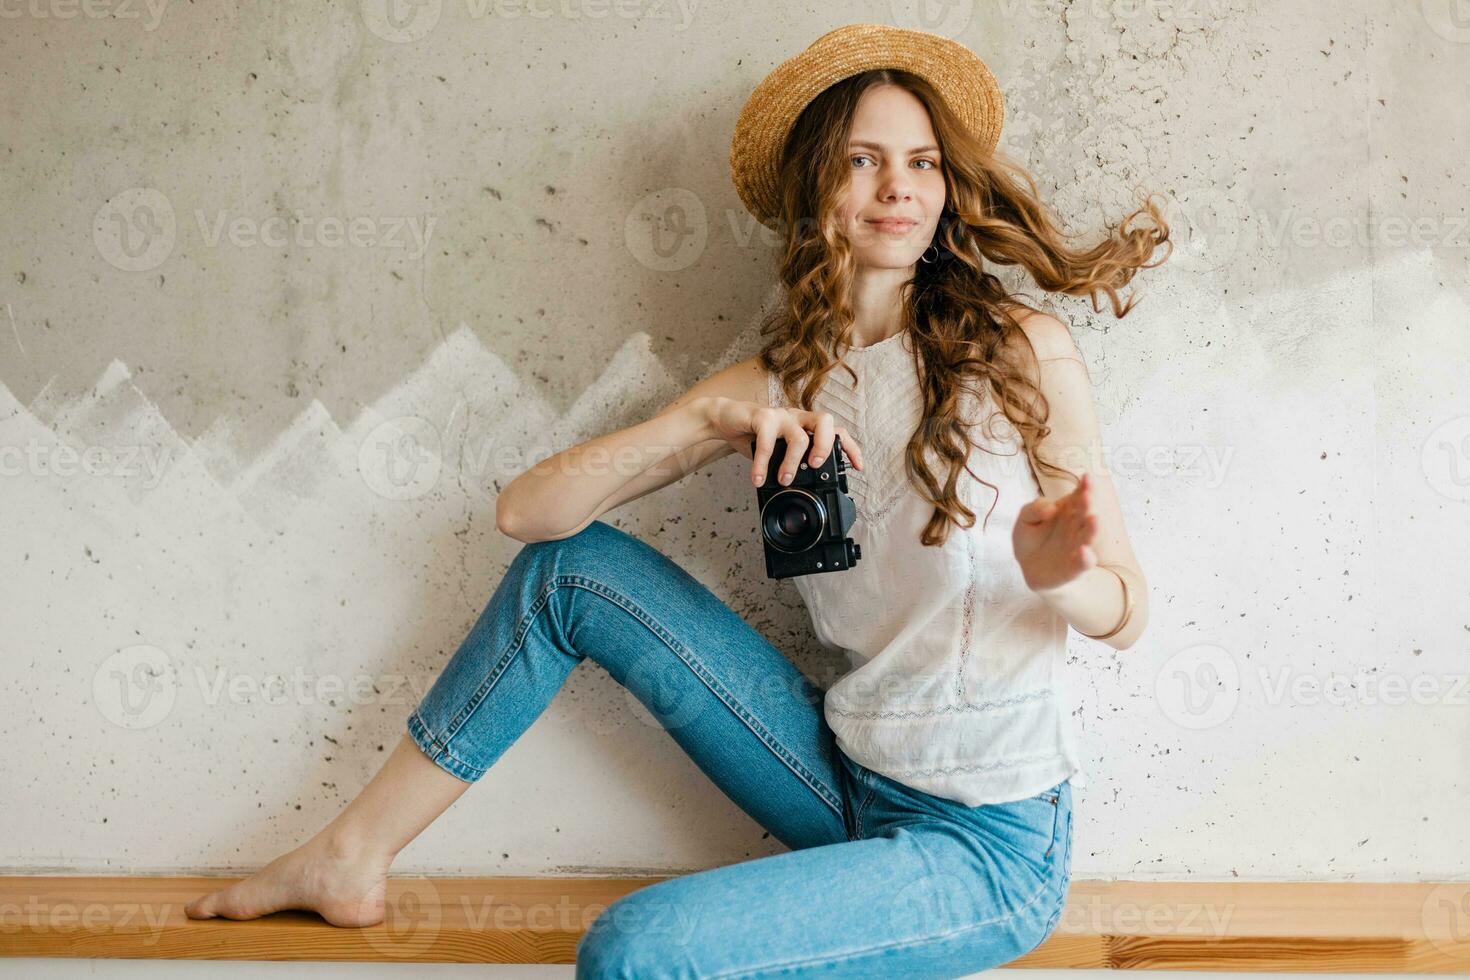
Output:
(765, 328), (1087, 806)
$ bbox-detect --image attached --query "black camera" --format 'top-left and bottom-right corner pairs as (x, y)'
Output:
(751, 433), (862, 580)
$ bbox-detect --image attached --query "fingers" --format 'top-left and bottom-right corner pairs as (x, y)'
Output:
(838, 427), (864, 470)
(776, 416), (811, 485)
(752, 408), (866, 486)
(806, 411), (835, 468)
(751, 408), (778, 486)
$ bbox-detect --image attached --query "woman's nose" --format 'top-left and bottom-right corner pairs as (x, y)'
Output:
(878, 166), (914, 201)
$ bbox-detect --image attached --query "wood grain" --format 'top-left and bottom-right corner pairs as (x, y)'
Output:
(1, 876), (1468, 970)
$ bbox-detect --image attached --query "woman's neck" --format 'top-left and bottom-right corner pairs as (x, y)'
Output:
(846, 264), (915, 347)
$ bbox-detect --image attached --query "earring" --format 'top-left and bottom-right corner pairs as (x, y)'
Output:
(919, 244), (939, 264)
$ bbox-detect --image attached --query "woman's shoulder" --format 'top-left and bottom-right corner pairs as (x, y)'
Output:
(994, 303), (1082, 369)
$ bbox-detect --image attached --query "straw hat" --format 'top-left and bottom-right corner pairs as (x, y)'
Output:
(730, 23), (1005, 232)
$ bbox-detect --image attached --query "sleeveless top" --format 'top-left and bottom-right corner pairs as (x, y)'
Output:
(765, 328), (1088, 806)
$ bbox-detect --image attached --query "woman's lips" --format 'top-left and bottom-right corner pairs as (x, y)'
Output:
(866, 219), (918, 233)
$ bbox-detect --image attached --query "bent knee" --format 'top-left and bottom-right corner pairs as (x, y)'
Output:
(517, 520), (661, 582)
(575, 890), (700, 979)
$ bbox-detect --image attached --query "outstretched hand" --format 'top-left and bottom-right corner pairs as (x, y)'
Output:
(1012, 472), (1100, 593)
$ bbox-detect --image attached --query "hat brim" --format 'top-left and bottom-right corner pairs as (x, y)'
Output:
(730, 23), (1004, 231)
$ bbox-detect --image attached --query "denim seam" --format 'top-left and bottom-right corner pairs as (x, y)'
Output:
(704, 846), (1058, 979)
(423, 572), (846, 819)
(1038, 806), (1074, 944)
(853, 783), (878, 840)
(559, 575), (847, 818)
(406, 710), (485, 781)
(406, 576), (575, 781)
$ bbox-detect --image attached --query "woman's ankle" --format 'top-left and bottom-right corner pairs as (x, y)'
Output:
(314, 825), (397, 870)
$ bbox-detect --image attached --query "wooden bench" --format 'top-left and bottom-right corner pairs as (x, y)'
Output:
(3, 876), (1469, 971)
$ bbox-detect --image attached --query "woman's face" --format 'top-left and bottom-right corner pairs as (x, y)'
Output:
(836, 84), (947, 270)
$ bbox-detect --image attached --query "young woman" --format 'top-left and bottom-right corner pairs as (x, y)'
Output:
(186, 23), (1166, 978)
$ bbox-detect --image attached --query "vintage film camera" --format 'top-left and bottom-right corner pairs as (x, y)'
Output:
(751, 433), (862, 580)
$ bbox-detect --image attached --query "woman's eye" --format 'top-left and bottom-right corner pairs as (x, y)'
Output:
(851, 155), (938, 170)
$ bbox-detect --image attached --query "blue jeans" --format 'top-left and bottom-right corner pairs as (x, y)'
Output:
(407, 519), (1073, 979)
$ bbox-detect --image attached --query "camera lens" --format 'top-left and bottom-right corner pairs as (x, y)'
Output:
(761, 489), (826, 553)
(778, 508), (810, 536)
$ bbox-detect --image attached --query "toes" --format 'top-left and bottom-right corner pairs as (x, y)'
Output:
(184, 894), (217, 919)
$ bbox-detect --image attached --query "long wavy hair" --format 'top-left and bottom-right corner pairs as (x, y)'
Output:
(757, 68), (1171, 547)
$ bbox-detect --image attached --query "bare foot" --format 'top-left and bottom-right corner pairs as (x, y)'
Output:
(184, 833), (394, 928)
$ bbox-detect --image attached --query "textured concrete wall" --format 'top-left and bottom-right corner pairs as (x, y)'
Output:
(1, 2), (1466, 883)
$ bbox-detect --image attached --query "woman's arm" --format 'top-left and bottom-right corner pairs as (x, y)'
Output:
(1007, 311), (1150, 652)
(494, 357), (765, 544)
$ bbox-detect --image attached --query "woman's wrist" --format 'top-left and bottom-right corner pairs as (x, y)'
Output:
(1033, 563), (1134, 642)
(689, 396), (718, 439)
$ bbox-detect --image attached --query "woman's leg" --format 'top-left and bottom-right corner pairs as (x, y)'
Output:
(184, 734), (470, 925)
(188, 519), (853, 924)
(574, 782), (1074, 979)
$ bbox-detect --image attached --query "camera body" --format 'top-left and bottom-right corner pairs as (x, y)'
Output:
(752, 433), (862, 580)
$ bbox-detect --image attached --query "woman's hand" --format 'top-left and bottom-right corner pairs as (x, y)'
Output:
(703, 397), (864, 487)
(1013, 472), (1099, 593)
